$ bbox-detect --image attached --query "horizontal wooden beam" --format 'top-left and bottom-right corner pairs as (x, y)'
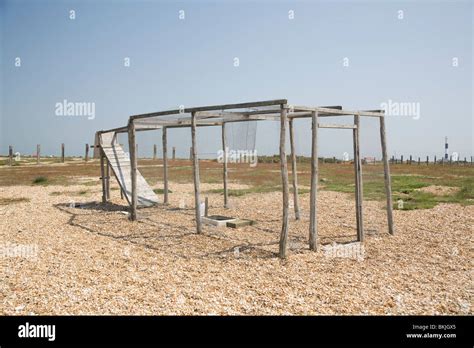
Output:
(130, 99), (288, 120)
(318, 123), (356, 129)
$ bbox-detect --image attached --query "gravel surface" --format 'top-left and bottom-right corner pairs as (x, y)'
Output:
(1, 180), (472, 315)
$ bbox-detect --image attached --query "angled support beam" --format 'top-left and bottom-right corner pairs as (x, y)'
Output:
(309, 110), (319, 251)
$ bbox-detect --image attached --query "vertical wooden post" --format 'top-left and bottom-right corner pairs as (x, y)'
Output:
(353, 114), (364, 242)
(105, 161), (110, 200)
(434, 155), (437, 164)
(61, 143), (65, 163)
(205, 197), (209, 217)
(153, 144), (157, 160)
(128, 121), (138, 221)
(426, 155), (429, 165)
(289, 119), (300, 220)
(191, 112), (202, 234)
(100, 149), (107, 203)
(36, 144), (40, 164)
(85, 144), (89, 162)
(8, 146), (13, 166)
(400, 155), (403, 164)
(221, 123), (229, 208)
(162, 127), (169, 204)
(409, 155), (412, 165)
(172, 147), (176, 160)
(309, 110), (319, 251)
(418, 157), (420, 165)
(379, 116), (394, 235)
(279, 104), (290, 258)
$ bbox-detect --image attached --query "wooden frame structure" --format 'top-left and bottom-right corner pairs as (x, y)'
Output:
(97, 99), (394, 258)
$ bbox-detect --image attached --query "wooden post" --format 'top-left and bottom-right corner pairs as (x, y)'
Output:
(100, 149), (107, 203)
(400, 155), (403, 164)
(426, 155), (429, 165)
(172, 147), (176, 160)
(418, 157), (420, 165)
(191, 112), (202, 234)
(409, 155), (412, 165)
(85, 144), (89, 162)
(279, 105), (290, 258)
(8, 146), (13, 166)
(309, 110), (319, 251)
(205, 197), (209, 217)
(353, 114), (364, 242)
(153, 144), (157, 160)
(105, 161), (110, 200)
(221, 123), (229, 208)
(379, 116), (394, 235)
(289, 119), (300, 220)
(128, 121), (138, 221)
(162, 127), (169, 204)
(434, 155), (437, 164)
(36, 144), (40, 164)
(61, 143), (65, 163)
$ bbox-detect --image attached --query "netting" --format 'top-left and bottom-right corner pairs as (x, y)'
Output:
(225, 121), (257, 152)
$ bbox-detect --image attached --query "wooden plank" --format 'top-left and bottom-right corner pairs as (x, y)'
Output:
(309, 110), (319, 251)
(289, 119), (300, 220)
(130, 99), (288, 120)
(191, 112), (202, 234)
(61, 143), (65, 163)
(353, 115), (364, 241)
(100, 142), (158, 206)
(128, 122), (138, 221)
(318, 123), (357, 129)
(279, 104), (290, 259)
(292, 106), (384, 117)
(162, 127), (169, 204)
(380, 117), (394, 235)
(222, 123), (229, 208)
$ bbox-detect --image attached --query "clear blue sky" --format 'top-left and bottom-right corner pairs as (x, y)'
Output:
(1, 0), (472, 159)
